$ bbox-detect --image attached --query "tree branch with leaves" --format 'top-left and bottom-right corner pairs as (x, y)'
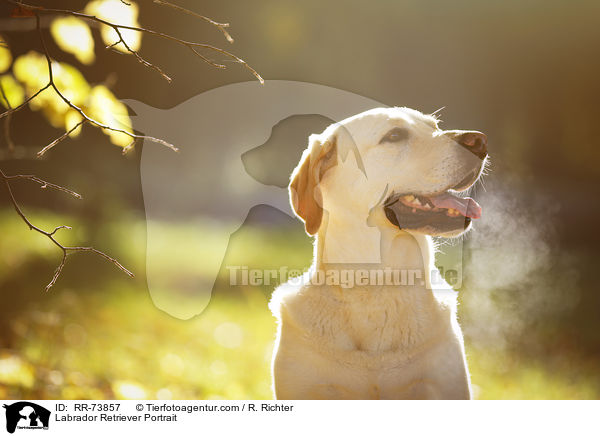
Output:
(0, 0), (262, 290)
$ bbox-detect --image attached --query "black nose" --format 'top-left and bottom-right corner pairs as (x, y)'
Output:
(455, 131), (488, 159)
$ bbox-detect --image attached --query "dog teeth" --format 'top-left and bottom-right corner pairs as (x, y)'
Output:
(446, 208), (461, 217)
(402, 195), (423, 207)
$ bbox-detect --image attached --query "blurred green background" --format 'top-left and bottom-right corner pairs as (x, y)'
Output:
(1, 0), (599, 399)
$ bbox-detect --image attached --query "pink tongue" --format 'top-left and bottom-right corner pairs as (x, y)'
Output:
(430, 193), (482, 219)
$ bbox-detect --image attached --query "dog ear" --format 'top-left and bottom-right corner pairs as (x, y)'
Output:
(289, 134), (337, 235)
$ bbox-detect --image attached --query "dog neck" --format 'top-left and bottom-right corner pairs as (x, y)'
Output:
(314, 204), (434, 289)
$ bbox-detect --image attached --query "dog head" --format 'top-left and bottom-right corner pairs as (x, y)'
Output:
(289, 107), (488, 237)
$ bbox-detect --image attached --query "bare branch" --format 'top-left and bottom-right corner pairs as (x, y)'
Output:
(49, 225), (72, 236)
(46, 252), (67, 291)
(0, 84), (51, 120)
(2, 173), (82, 199)
(37, 120), (87, 157)
(0, 168), (134, 291)
(122, 138), (137, 155)
(105, 40), (122, 50)
(8, 0), (263, 84)
(188, 43), (263, 83)
(188, 46), (226, 69)
(111, 25), (172, 82)
(33, 13), (179, 153)
(0, 0), (262, 291)
(153, 0), (235, 44)
(0, 0), (262, 157)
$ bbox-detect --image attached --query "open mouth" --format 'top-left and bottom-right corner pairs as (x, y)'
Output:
(384, 189), (482, 233)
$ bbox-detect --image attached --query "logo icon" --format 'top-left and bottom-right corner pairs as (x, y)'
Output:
(2, 402), (50, 434)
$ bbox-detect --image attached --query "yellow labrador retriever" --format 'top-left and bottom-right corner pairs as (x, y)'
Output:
(269, 107), (488, 399)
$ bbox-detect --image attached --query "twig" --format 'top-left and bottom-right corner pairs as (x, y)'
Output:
(112, 25), (172, 82)
(0, 168), (134, 291)
(121, 138), (137, 155)
(0, 0), (263, 154)
(19, 13), (179, 155)
(0, 84), (51, 120)
(105, 40), (122, 50)
(7, 0), (263, 84)
(188, 46), (226, 69)
(37, 120), (87, 157)
(153, 0), (234, 43)
(2, 173), (82, 198)
(0, 1), (262, 291)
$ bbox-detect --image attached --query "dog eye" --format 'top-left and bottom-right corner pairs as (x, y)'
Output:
(379, 127), (409, 144)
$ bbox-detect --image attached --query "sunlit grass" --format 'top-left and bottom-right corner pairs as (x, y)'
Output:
(2, 284), (275, 400)
(0, 209), (598, 400)
(468, 348), (600, 400)
(4, 283), (599, 400)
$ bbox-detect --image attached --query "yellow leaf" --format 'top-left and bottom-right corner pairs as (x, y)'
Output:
(65, 110), (83, 137)
(51, 62), (91, 107)
(13, 51), (132, 148)
(84, 0), (141, 53)
(13, 51), (48, 90)
(87, 85), (133, 147)
(0, 36), (12, 73)
(50, 17), (95, 65)
(14, 52), (91, 131)
(0, 74), (25, 109)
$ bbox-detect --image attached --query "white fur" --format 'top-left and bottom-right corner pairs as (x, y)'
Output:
(270, 107), (483, 399)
